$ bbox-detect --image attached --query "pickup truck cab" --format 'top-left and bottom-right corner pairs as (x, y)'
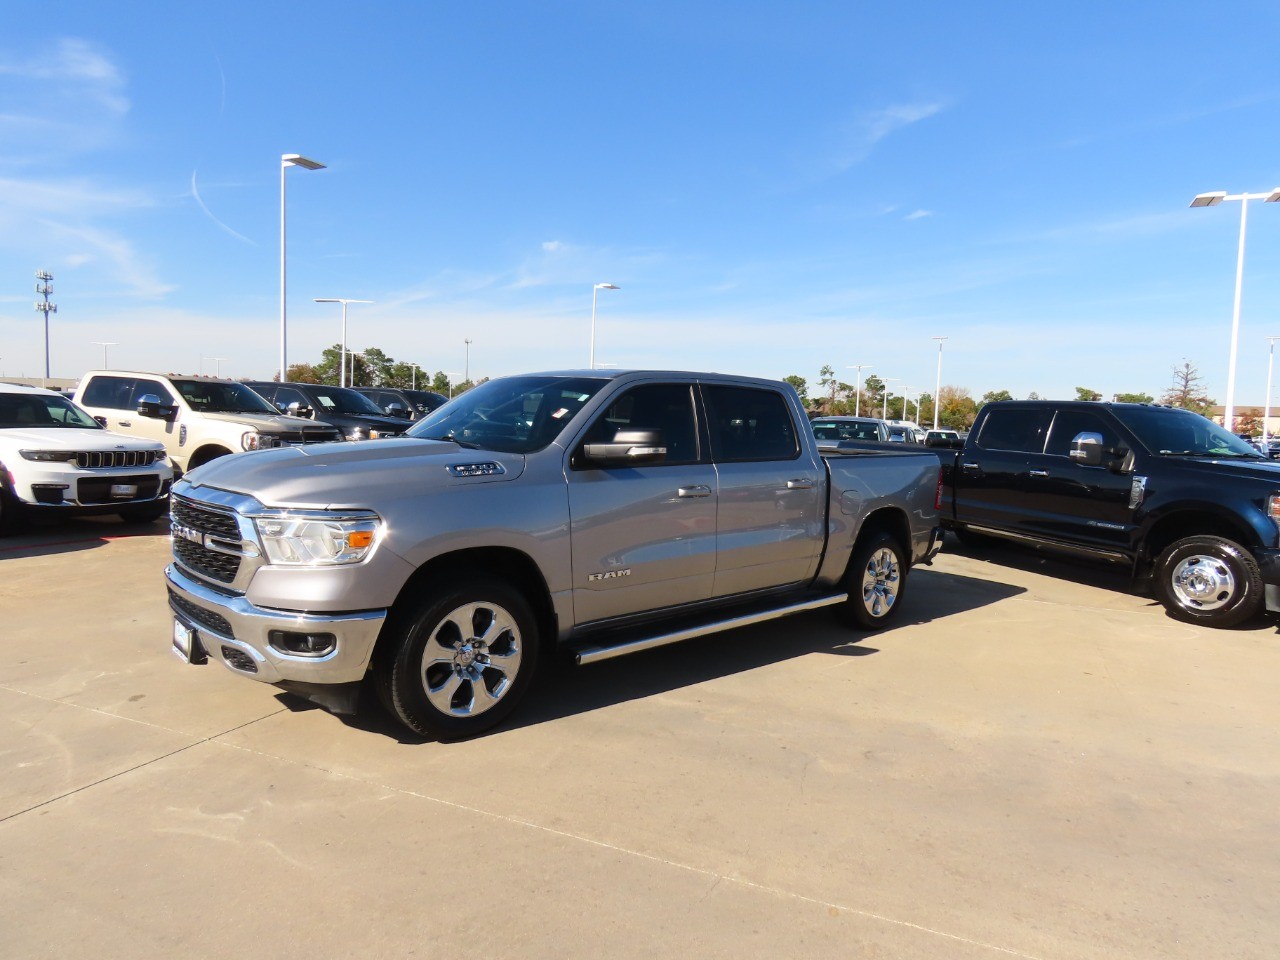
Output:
(165, 370), (943, 738)
(943, 399), (1280, 628)
(75, 371), (343, 477)
(245, 381), (408, 440)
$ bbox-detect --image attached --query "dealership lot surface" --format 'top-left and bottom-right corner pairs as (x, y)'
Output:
(2, 521), (1277, 960)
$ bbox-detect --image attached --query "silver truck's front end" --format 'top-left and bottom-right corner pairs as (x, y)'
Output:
(164, 482), (396, 689)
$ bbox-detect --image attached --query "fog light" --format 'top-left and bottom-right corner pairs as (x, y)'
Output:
(31, 483), (69, 505)
(268, 630), (337, 657)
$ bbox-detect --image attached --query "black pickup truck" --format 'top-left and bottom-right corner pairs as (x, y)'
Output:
(938, 400), (1280, 628)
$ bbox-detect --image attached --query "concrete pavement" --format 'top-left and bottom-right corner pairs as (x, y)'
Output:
(2, 519), (1277, 959)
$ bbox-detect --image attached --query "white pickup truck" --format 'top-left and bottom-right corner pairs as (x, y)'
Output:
(0, 383), (172, 532)
(166, 370), (943, 738)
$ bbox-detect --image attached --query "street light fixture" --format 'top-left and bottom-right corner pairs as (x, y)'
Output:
(1266, 336), (1280, 448)
(931, 336), (948, 429)
(280, 153), (326, 382)
(1190, 187), (1280, 430)
(881, 378), (900, 421)
(202, 356), (229, 377)
(465, 338), (472, 384)
(313, 298), (373, 388)
(590, 283), (619, 369)
(846, 363), (872, 417)
(91, 341), (118, 369)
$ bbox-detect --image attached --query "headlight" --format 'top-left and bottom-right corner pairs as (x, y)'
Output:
(346, 426), (369, 441)
(242, 432), (264, 451)
(253, 511), (381, 565)
(19, 450), (77, 462)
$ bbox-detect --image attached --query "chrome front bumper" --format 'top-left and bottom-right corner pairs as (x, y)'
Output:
(164, 563), (387, 685)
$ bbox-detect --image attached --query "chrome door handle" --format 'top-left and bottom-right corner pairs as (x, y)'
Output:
(118, 420), (132, 427)
(678, 485), (712, 498)
(786, 478), (814, 490)
(1029, 469), (1049, 477)
(961, 462), (981, 472)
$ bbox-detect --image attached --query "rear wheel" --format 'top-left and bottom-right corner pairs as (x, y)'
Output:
(838, 531), (909, 630)
(378, 576), (539, 738)
(1153, 535), (1263, 628)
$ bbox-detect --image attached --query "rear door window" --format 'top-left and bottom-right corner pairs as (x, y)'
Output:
(702, 385), (799, 462)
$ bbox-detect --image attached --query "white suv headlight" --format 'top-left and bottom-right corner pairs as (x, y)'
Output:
(253, 511), (382, 565)
(19, 450), (77, 462)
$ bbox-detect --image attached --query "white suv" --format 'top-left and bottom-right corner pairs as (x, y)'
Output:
(0, 383), (173, 533)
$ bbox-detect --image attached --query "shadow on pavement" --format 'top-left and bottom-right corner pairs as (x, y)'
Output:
(303, 565), (1027, 741)
(0, 515), (170, 560)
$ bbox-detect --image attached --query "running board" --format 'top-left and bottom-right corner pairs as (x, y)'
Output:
(574, 593), (848, 666)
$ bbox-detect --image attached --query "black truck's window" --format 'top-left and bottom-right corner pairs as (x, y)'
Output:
(580, 383), (699, 465)
(1045, 410), (1121, 458)
(702, 385), (799, 462)
(976, 408), (1053, 454)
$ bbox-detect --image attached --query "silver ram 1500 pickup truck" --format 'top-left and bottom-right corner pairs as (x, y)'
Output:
(165, 371), (943, 738)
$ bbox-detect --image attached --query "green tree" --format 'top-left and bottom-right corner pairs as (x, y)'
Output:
(284, 362), (323, 384)
(862, 374), (886, 417)
(783, 375), (808, 402)
(1027, 391), (1041, 400)
(982, 389), (1013, 403)
(1075, 387), (1103, 402)
(1113, 391), (1154, 404)
(937, 385), (978, 429)
(1160, 362), (1214, 416)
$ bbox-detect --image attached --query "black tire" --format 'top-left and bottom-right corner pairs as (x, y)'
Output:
(1153, 535), (1263, 628)
(0, 481), (24, 537)
(118, 501), (168, 524)
(379, 576), (539, 738)
(838, 531), (909, 630)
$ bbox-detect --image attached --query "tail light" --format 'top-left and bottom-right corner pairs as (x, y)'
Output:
(935, 468), (944, 510)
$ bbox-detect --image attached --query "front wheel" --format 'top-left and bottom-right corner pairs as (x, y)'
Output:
(379, 577), (539, 739)
(1153, 535), (1263, 628)
(838, 531), (909, 630)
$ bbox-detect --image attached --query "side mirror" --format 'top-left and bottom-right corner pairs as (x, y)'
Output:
(286, 401), (314, 419)
(581, 429), (667, 467)
(386, 403), (408, 418)
(136, 394), (177, 420)
(1069, 432), (1105, 466)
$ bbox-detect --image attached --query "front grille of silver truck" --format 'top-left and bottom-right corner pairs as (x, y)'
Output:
(171, 495), (243, 585)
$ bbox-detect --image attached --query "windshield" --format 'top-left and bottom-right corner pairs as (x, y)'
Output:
(0, 392), (102, 429)
(172, 379), (278, 414)
(406, 375), (607, 453)
(1112, 406), (1265, 459)
(307, 386), (387, 416)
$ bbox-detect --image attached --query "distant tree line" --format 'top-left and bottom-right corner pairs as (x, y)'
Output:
(280, 344), (483, 396)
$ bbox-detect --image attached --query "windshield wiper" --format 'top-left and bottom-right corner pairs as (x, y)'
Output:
(420, 434), (482, 449)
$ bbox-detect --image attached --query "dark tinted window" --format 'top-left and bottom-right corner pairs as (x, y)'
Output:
(80, 376), (173, 410)
(702, 385), (799, 462)
(272, 386), (307, 409)
(1045, 410), (1121, 458)
(580, 383), (699, 465)
(976, 408), (1053, 453)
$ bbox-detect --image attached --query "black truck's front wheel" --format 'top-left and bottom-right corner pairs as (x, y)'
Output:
(379, 577), (539, 738)
(1153, 535), (1263, 628)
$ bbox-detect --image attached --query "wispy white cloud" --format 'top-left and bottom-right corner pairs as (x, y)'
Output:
(815, 100), (947, 177)
(190, 169), (255, 245)
(42, 222), (175, 299)
(905, 209), (933, 221)
(0, 38), (128, 115)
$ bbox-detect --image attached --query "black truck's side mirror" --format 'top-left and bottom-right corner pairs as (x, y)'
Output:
(1069, 432), (1105, 466)
(581, 429), (667, 467)
(286, 401), (315, 419)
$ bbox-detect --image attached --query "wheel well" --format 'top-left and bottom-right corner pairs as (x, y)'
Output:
(378, 546), (556, 657)
(188, 444), (233, 469)
(1143, 511), (1256, 561)
(845, 507), (911, 576)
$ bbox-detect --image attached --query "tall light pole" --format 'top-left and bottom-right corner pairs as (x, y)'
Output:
(411, 363), (420, 390)
(464, 338), (472, 384)
(35, 270), (57, 386)
(846, 363), (871, 417)
(881, 378), (899, 420)
(91, 341), (118, 369)
(931, 336), (948, 429)
(445, 372), (462, 398)
(202, 356), (228, 377)
(590, 283), (619, 369)
(1266, 336), (1280, 448)
(1190, 187), (1280, 431)
(314, 298), (373, 388)
(280, 153), (326, 382)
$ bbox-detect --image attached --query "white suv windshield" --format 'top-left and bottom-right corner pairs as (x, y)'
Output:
(0, 392), (102, 429)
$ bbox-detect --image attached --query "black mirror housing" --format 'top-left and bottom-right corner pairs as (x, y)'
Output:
(286, 401), (314, 419)
(136, 395), (176, 420)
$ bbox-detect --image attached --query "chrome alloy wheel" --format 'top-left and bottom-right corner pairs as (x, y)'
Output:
(420, 601), (523, 717)
(861, 546), (901, 619)
(1169, 554), (1235, 612)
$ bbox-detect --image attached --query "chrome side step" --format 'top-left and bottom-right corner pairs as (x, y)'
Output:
(574, 593), (848, 666)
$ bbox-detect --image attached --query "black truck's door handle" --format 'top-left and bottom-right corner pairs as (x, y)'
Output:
(961, 462), (982, 473)
(1029, 469), (1049, 477)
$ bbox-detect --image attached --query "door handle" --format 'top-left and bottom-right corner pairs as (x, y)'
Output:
(786, 478), (814, 490)
(678, 485), (712, 498)
(1029, 469), (1049, 477)
(118, 420), (132, 427)
(961, 462), (982, 472)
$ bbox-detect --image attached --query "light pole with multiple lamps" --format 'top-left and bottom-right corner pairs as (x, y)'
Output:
(35, 270), (57, 386)
(91, 341), (118, 369)
(931, 336), (948, 429)
(1266, 336), (1280, 448)
(279, 153), (326, 382)
(590, 283), (619, 369)
(313, 298), (373, 388)
(1190, 187), (1280, 430)
(846, 363), (871, 417)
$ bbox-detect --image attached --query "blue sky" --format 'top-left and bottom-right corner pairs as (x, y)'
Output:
(4, 2), (1280, 406)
